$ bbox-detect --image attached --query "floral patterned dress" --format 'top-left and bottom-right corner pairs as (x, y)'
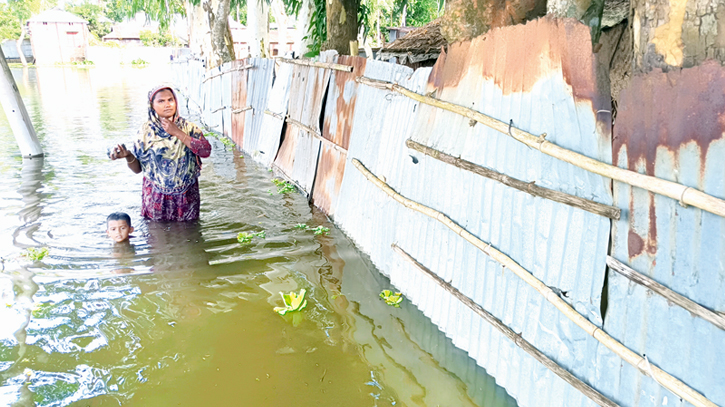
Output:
(132, 87), (211, 222)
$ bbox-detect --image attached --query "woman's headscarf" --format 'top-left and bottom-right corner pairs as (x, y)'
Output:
(132, 85), (205, 195)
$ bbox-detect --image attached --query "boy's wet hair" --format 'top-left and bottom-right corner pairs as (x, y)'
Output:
(107, 212), (132, 227)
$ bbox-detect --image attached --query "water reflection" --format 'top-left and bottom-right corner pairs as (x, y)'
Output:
(0, 66), (518, 407)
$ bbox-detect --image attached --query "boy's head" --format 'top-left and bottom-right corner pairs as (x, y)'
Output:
(106, 212), (134, 243)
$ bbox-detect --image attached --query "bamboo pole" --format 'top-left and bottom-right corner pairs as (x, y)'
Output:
(392, 244), (620, 407)
(285, 117), (347, 154)
(406, 139), (621, 220)
(264, 109), (285, 121)
(202, 64), (254, 83)
(607, 256), (725, 331)
(232, 106), (253, 114)
(211, 105), (230, 114)
(277, 57), (353, 72)
(0, 48), (42, 158)
(356, 76), (725, 219)
(351, 158), (717, 407)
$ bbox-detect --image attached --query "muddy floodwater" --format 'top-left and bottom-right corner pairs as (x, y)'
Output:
(0, 65), (517, 407)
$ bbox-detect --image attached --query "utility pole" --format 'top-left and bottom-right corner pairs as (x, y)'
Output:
(0, 47), (42, 158)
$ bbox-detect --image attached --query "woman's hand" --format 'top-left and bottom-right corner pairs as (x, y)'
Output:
(109, 144), (131, 160)
(109, 144), (142, 174)
(160, 117), (184, 139)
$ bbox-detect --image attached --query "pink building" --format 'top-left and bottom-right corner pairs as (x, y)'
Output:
(27, 9), (89, 65)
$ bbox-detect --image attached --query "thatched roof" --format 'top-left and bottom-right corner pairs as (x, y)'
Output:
(378, 19), (447, 65)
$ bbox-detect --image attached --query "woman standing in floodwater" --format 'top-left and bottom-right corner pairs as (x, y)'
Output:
(110, 85), (211, 221)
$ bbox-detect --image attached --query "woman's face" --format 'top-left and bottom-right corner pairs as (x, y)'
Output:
(152, 89), (176, 119)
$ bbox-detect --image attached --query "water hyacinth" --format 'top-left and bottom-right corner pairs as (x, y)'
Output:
(273, 289), (308, 315)
(379, 290), (403, 307)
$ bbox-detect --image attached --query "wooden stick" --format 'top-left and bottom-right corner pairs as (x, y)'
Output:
(285, 117), (347, 155)
(211, 105), (229, 114)
(351, 158), (717, 407)
(276, 57), (353, 72)
(406, 139), (621, 220)
(264, 109), (285, 121)
(607, 256), (725, 331)
(356, 76), (725, 219)
(392, 244), (620, 407)
(232, 106), (253, 114)
(202, 64), (253, 82)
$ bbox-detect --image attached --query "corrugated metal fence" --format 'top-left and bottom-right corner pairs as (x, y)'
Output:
(170, 17), (725, 407)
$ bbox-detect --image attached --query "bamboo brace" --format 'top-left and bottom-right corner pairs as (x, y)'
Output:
(351, 158), (717, 407)
(356, 76), (725, 219)
(276, 57), (353, 72)
(392, 244), (620, 407)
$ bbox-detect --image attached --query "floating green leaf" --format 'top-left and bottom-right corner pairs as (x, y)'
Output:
(237, 231), (266, 244)
(293, 223), (309, 230)
(273, 289), (308, 315)
(380, 289), (403, 307)
(23, 247), (48, 262)
(312, 226), (330, 236)
(271, 178), (296, 194)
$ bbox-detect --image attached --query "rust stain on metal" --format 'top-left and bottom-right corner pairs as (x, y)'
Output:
(322, 55), (367, 150)
(274, 125), (299, 173)
(312, 144), (347, 216)
(426, 17), (609, 113)
(231, 59), (248, 147)
(613, 61), (725, 175)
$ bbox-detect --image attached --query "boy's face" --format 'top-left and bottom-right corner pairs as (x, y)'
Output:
(107, 220), (134, 243)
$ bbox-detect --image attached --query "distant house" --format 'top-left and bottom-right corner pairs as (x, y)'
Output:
(230, 19), (298, 58)
(27, 9), (89, 65)
(103, 20), (156, 46)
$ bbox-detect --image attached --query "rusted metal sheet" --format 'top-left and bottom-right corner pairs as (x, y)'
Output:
(254, 61), (293, 167)
(336, 18), (616, 407)
(274, 51), (336, 194)
(231, 59), (249, 147)
(240, 58), (275, 155)
(602, 61), (725, 407)
(311, 56), (367, 215)
(221, 63), (232, 137)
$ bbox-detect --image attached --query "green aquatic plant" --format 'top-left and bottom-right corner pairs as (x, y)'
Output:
(311, 226), (330, 236)
(204, 132), (235, 149)
(23, 247), (48, 262)
(237, 231), (266, 244)
(293, 223), (309, 230)
(271, 178), (296, 194)
(130, 58), (148, 66)
(273, 289), (307, 315)
(379, 290), (403, 307)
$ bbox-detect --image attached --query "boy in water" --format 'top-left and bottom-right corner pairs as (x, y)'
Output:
(106, 212), (134, 243)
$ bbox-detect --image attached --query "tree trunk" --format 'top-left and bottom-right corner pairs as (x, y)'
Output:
(324, 0), (359, 55)
(401, 3), (407, 26)
(187, 2), (214, 66)
(248, 0), (270, 58)
(440, 0), (547, 43)
(205, 0), (235, 68)
(295, 0), (314, 55)
(271, 0), (289, 56)
(547, 0), (591, 19)
(632, 0), (725, 73)
(16, 26), (28, 67)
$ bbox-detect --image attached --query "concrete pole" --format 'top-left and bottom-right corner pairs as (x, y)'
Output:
(0, 47), (42, 158)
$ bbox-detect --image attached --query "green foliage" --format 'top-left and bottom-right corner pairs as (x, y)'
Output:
(273, 289), (307, 315)
(139, 29), (179, 47)
(23, 247), (48, 262)
(131, 58), (148, 66)
(123, 0), (185, 31)
(311, 226), (329, 236)
(271, 178), (296, 194)
(379, 289), (403, 307)
(67, 2), (112, 39)
(204, 132), (235, 149)
(0, 4), (22, 41)
(302, 0), (326, 57)
(104, 0), (133, 23)
(237, 230), (266, 244)
(293, 223), (309, 230)
(71, 60), (95, 66)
